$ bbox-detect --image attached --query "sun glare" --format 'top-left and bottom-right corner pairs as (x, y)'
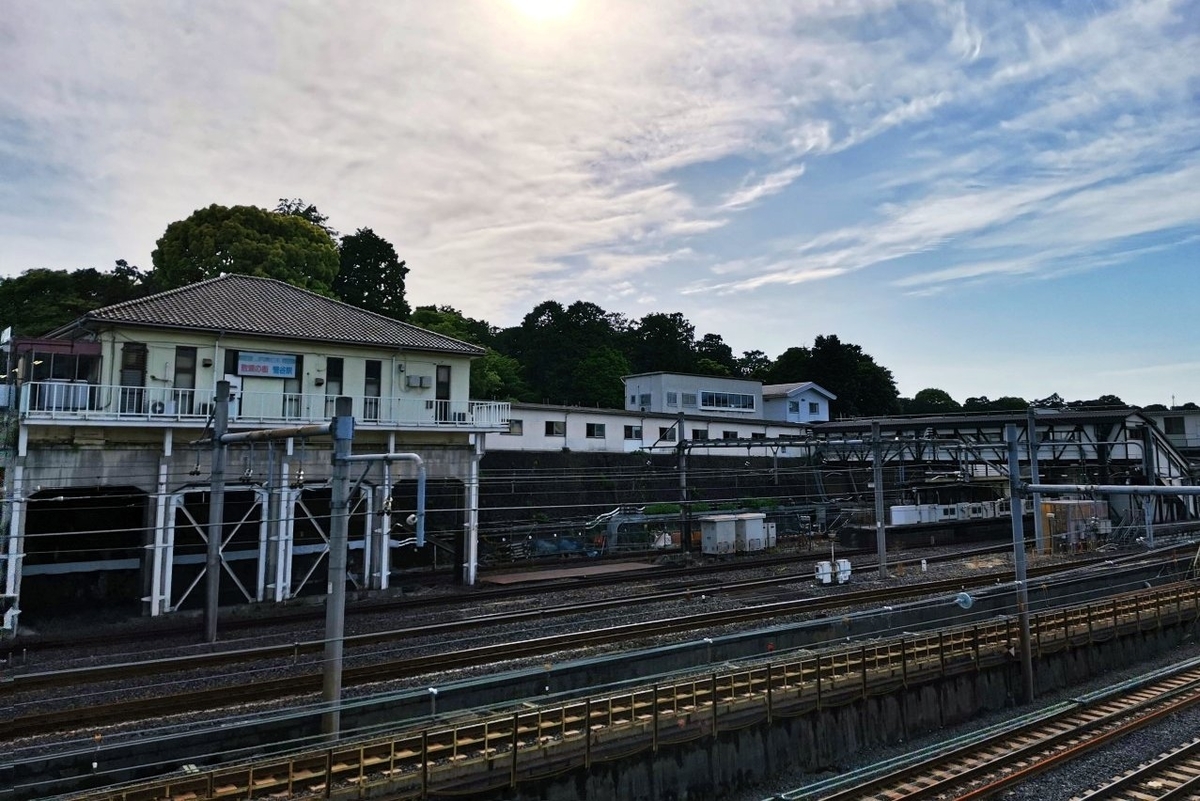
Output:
(508, 0), (577, 23)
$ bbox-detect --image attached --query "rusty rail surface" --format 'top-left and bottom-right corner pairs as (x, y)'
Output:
(1072, 736), (1200, 799)
(4, 553), (1140, 739)
(70, 581), (1200, 801)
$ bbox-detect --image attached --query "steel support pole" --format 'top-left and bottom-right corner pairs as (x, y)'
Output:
(872, 422), (887, 578)
(463, 434), (481, 586)
(677, 413), (689, 552)
(204, 381), (229, 643)
(1005, 424), (1035, 704)
(322, 396), (354, 738)
(1142, 426), (1156, 547)
(1026, 408), (1045, 554)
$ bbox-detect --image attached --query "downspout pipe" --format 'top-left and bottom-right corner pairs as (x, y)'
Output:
(341, 453), (426, 546)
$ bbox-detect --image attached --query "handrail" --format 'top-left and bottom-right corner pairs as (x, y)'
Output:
(18, 380), (510, 429)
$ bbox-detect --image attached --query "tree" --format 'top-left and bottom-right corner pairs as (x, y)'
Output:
(410, 305), (496, 345)
(334, 228), (410, 320)
(495, 300), (629, 405)
(1031, 393), (1067, 410)
(408, 306), (522, 399)
(626, 312), (696, 374)
(274, 198), (338, 240)
(570, 347), (632, 408)
(150, 204), (339, 293)
(694, 333), (737, 375)
(0, 262), (150, 336)
(964, 396), (1029, 412)
(904, 388), (962, 415)
(763, 335), (900, 417)
(736, 349), (772, 379)
(1068, 394), (1126, 409)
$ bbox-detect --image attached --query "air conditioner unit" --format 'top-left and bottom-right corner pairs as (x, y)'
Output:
(420, 376), (432, 388)
(406, 375), (422, 388)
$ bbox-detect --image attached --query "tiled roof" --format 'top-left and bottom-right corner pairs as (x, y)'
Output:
(68, 274), (484, 356)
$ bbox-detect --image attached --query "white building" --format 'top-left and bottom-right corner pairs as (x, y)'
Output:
(762, 382), (836, 423)
(622, 372), (763, 418)
(486, 402), (815, 457)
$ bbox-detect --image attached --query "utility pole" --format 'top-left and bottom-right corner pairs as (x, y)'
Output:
(204, 381), (229, 643)
(1005, 424), (1035, 704)
(1026, 408), (1045, 554)
(322, 396), (354, 737)
(1141, 426), (1156, 547)
(677, 412), (689, 552)
(872, 422), (887, 579)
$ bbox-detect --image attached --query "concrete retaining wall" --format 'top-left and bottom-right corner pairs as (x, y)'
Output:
(509, 627), (1186, 801)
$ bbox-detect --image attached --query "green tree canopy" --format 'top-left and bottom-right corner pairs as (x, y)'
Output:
(627, 312), (696, 374)
(964, 396), (1030, 412)
(736, 349), (772, 379)
(150, 204), (339, 293)
(570, 346), (632, 408)
(334, 227), (410, 320)
(694, 333), (737, 375)
(904, 388), (962, 415)
(763, 334), (899, 417)
(0, 261), (149, 336)
(496, 300), (629, 405)
(409, 305), (522, 399)
(274, 197), (338, 239)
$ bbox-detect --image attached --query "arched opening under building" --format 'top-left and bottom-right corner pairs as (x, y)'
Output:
(289, 484), (371, 597)
(20, 485), (148, 623)
(389, 478), (464, 578)
(171, 485), (267, 610)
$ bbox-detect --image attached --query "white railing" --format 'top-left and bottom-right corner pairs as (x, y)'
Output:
(20, 381), (510, 430)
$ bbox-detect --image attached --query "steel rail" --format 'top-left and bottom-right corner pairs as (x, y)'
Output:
(4, 557), (1180, 741)
(1072, 736), (1200, 800)
(3, 550), (1135, 696)
(812, 665), (1200, 800)
(0, 545), (888, 658)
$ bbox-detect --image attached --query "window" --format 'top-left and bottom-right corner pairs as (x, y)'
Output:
(722, 430), (739, 440)
(545, 420), (566, 437)
(1165, 416), (1185, 435)
(658, 426), (676, 442)
(692, 428), (708, 440)
(586, 423), (606, 438)
(700, 391), (755, 411)
(666, 391), (678, 406)
(808, 401), (820, 415)
(629, 395), (636, 405)
(505, 419), (524, 435)
(325, 357), (344, 416)
(788, 400), (800, 413)
(750, 432), (765, 439)
(173, 346), (197, 415)
(364, 360), (382, 420)
(624, 425), (642, 440)
(119, 342), (147, 413)
(638, 393), (651, 407)
(682, 393), (697, 407)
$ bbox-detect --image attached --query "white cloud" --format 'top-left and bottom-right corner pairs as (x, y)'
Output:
(722, 165), (806, 210)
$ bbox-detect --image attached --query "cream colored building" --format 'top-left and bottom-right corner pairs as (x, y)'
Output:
(1, 275), (509, 629)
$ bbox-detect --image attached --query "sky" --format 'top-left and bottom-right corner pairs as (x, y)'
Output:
(2, 1), (1198, 407)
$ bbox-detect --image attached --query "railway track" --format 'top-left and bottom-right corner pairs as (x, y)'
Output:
(45, 582), (1200, 801)
(3, 553), (1166, 740)
(5, 542), (1022, 659)
(800, 659), (1200, 800)
(1073, 736), (1200, 799)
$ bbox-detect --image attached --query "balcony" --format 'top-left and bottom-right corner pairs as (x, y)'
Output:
(18, 381), (510, 431)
